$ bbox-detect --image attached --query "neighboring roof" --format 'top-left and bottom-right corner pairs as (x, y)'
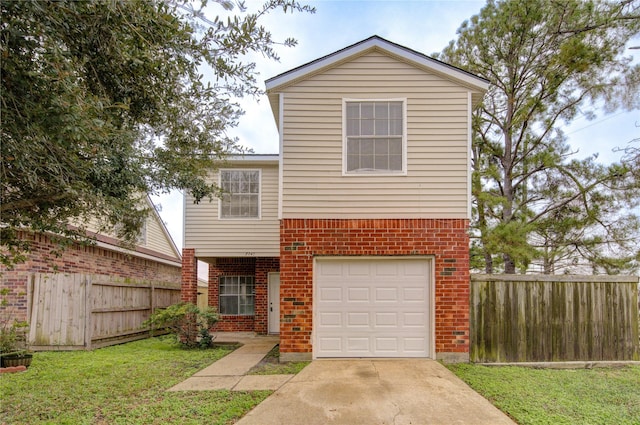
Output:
(265, 35), (489, 124)
(225, 154), (279, 163)
(85, 196), (182, 266)
(145, 196), (182, 262)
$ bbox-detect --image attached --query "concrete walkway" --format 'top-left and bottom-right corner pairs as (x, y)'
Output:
(169, 335), (516, 424)
(168, 333), (292, 392)
(236, 359), (517, 425)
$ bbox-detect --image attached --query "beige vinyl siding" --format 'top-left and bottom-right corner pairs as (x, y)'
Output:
(143, 213), (180, 260)
(184, 163), (280, 257)
(279, 51), (471, 219)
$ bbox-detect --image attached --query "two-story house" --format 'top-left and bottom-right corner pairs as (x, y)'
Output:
(181, 36), (488, 362)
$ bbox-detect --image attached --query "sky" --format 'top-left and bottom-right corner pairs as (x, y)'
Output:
(153, 0), (640, 254)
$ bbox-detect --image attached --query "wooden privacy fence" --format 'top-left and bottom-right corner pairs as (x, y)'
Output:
(27, 273), (181, 350)
(470, 275), (639, 362)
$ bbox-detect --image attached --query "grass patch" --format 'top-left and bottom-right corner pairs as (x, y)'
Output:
(448, 363), (640, 425)
(248, 344), (310, 375)
(0, 336), (271, 425)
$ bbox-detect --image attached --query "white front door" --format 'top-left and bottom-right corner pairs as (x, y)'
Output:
(315, 257), (432, 358)
(268, 272), (280, 334)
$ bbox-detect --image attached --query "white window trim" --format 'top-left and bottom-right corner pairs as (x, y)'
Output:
(342, 98), (408, 176)
(218, 275), (256, 316)
(218, 168), (262, 220)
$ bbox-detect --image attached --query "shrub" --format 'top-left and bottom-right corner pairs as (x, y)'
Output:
(0, 288), (30, 355)
(144, 303), (218, 348)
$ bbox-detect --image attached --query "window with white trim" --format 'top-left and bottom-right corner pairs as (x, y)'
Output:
(219, 276), (255, 315)
(344, 100), (405, 174)
(219, 169), (260, 219)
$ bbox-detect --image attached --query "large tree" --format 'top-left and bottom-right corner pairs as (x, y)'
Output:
(1, 0), (313, 266)
(437, 0), (640, 274)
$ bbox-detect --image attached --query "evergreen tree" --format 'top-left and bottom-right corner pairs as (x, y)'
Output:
(438, 0), (640, 274)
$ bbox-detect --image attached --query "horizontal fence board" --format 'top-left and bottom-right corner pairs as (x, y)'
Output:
(92, 306), (152, 313)
(28, 273), (181, 350)
(471, 275), (640, 362)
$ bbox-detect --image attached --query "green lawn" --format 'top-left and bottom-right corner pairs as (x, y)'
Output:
(448, 363), (640, 425)
(0, 336), (270, 425)
(247, 345), (309, 375)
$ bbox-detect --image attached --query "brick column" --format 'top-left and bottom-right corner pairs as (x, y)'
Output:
(181, 248), (198, 304)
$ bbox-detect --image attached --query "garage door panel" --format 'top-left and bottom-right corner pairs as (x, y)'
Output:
(347, 338), (370, 352)
(375, 338), (399, 352)
(319, 287), (342, 302)
(319, 337), (342, 352)
(319, 312), (342, 326)
(347, 312), (370, 326)
(403, 287), (426, 301)
(404, 338), (427, 352)
(402, 261), (429, 276)
(403, 312), (426, 326)
(375, 312), (398, 326)
(319, 262), (343, 276)
(315, 258), (431, 358)
(347, 287), (370, 301)
(375, 262), (399, 276)
(347, 262), (370, 276)
(375, 287), (398, 301)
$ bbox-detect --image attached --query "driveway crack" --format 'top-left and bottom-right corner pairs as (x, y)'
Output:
(391, 401), (402, 424)
(371, 361), (381, 381)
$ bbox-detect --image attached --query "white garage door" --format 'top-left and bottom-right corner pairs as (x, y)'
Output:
(315, 257), (432, 358)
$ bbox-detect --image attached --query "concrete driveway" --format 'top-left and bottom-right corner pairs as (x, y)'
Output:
(236, 359), (516, 425)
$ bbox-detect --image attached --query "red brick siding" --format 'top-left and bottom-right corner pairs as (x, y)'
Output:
(279, 218), (470, 356)
(1, 232), (181, 324)
(181, 248), (198, 303)
(206, 257), (278, 334)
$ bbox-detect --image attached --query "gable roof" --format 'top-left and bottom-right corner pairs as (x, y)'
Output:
(265, 35), (489, 122)
(145, 196), (181, 262)
(86, 196), (181, 266)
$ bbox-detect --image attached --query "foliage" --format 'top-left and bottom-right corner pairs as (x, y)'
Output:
(0, 336), (271, 424)
(0, 0), (314, 267)
(438, 0), (640, 274)
(448, 364), (640, 425)
(0, 288), (29, 355)
(144, 302), (219, 348)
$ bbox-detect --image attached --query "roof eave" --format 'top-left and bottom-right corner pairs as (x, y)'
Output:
(265, 35), (489, 93)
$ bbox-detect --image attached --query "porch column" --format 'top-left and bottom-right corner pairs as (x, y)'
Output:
(181, 248), (198, 304)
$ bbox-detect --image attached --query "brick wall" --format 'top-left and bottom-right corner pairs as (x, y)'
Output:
(1, 232), (181, 323)
(181, 248), (198, 303)
(206, 257), (278, 334)
(279, 218), (470, 358)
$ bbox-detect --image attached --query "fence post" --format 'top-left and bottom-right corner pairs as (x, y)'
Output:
(150, 281), (155, 315)
(84, 274), (92, 350)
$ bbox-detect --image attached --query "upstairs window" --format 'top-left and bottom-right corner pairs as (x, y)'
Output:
(344, 100), (406, 174)
(219, 169), (260, 219)
(219, 276), (255, 315)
